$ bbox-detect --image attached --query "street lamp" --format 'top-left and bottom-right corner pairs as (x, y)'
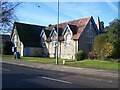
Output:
(56, 0), (59, 65)
(37, 1), (59, 65)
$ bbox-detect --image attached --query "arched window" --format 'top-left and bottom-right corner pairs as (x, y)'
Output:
(52, 32), (57, 47)
(88, 30), (93, 43)
(66, 34), (71, 46)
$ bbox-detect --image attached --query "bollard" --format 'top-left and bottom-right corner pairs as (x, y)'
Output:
(63, 60), (65, 65)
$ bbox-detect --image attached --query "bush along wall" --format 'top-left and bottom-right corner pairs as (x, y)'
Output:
(75, 50), (86, 61)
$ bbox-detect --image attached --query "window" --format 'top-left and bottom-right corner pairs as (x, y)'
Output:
(88, 30), (93, 43)
(66, 34), (71, 46)
(89, 21), (92, 30)
(52, 33), (57, 41)
(51, 32), (57, 47)
(52, 41), (56, 47)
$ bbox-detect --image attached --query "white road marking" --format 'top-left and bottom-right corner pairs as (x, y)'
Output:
(41, 76), (72, 84)
(0, 68), (10, 71)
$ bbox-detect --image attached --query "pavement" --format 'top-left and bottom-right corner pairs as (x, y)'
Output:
(2, 59), (119, 79)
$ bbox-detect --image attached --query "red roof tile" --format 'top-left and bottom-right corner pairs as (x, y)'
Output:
(47, 16), (91, 41)
(58, 16), (91, 40)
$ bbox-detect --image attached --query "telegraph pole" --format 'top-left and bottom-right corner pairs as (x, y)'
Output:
(56, 0), (59, 65)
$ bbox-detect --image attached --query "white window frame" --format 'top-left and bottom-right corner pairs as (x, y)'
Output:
(51, 29), (58, 47)
(87, 30), (94, 43)
(65, 33), (71, 46)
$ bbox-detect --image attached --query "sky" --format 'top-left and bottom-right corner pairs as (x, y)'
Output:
(13, 1), (119, 27)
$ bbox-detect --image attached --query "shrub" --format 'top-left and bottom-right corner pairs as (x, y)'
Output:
(88, 51), (98, 59)
(75, 50), (85, 61)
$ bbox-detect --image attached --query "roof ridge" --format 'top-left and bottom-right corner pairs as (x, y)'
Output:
(15, 22), (45, 27)
(52, 16), (92, 27)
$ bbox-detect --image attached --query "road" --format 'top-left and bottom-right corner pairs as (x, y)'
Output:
(2, 62), (118, 89)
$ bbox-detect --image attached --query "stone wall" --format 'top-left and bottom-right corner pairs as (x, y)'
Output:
(47, 40), (78, 60)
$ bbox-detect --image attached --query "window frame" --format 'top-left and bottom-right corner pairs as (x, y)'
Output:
(87, 30), (94, 43)
(65, 33), (71, 46)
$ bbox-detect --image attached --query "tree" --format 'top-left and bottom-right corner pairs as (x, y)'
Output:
(90, 18), (120, 60)
(3, 41), (14, 55)
(107, 19), (120, 58)
(90, 34), (108, 59)
(0, 0), (22, 33)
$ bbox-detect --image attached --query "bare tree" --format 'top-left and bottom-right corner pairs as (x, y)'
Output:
(0, 0), (22, 33)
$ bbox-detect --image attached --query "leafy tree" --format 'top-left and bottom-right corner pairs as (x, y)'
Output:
(3, 41), (14, 55)
(107, 19), (120, 58)
(91, 34), (108, 59)
(0, 0), (22, 33)
(90, 18), (120, 60)
(102, 42), (114, 58)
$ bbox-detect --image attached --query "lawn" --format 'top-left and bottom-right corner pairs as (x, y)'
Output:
(2, 55), (119, 71)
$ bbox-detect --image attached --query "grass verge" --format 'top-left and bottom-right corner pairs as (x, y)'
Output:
(2, 55), (119, 71)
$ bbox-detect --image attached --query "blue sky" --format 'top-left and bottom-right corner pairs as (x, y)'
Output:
(15, 1), (119, 27)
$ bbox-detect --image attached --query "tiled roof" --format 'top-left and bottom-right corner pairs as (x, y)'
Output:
(13, 16), (96, 45)
(54, 16), (91, 40)
(14, 22), (45, 47)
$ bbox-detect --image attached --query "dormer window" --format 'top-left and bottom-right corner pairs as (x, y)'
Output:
(51, 32), (57, 47)
(66, 33), (71, 46)
(51, 33), (57, 41)
(87, 30), (93, 43)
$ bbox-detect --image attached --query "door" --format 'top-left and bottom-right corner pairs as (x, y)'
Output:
(25, 47), (30, 56)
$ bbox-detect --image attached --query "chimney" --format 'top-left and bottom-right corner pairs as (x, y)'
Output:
(48, 24), (52, 27)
